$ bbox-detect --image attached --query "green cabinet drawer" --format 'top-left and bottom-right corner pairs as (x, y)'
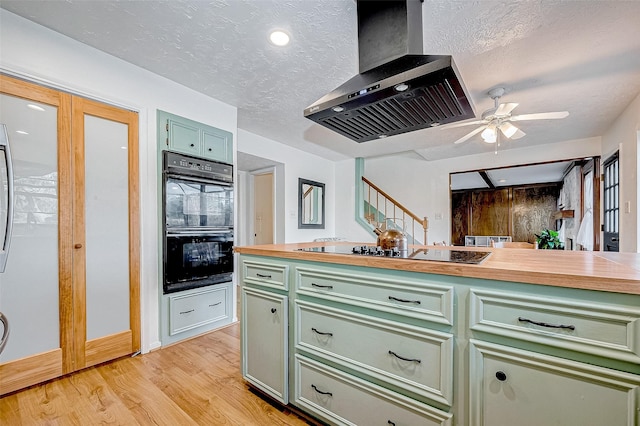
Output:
(295, 266), (453, 325)
(470, 289), (640, 363)
(169, 286), (229, 335)
(295, 354), (452, 426)
(243, 259), (289, 290)
(296, 300), (454, 406)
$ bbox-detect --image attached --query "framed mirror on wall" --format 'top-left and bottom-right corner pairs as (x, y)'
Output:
(298, 178), (325, 229)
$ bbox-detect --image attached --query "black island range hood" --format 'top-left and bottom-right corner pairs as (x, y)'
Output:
(304, 0), (475, 143)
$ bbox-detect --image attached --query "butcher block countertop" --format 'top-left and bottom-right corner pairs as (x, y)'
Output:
(235, 242), (640, 296)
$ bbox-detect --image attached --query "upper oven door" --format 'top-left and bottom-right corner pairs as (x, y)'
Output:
(165, 175), (233, 230)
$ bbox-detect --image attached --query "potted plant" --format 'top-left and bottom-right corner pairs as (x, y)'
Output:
(535, 229), (564, 250)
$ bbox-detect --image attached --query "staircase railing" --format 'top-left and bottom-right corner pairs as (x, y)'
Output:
(362, 176), (429, 245)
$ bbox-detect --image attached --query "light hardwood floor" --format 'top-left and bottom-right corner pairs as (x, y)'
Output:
(0, 323), (315, 425)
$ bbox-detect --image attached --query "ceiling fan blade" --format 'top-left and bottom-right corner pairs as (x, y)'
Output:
(511, 128), (526, 139)
(498, 122), (519, 138)
(494, 102), (518, 116)
(453, 126), (485, 144)
(440, 119), (487, 129)
(510, 111), (569, 121)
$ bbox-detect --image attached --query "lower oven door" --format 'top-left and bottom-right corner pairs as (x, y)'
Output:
(164, 230), (233, 294)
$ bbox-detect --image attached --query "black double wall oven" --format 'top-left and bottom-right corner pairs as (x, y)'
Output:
(162, 151), (233, 294)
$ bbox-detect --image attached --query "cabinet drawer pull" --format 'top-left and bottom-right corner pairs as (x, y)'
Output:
(179, 309), (195, 315)
(311, 282), (333, 289)
(388, 296), (421, 304)
(518, 317), (575, 330)
(209, 302), (221, 307)
(311, 384), (332, 396)
(388, 350), (421, 363)
(311, 327), (333, 337)
(256, 273), (272, 279)
(388, 421), (396, 426)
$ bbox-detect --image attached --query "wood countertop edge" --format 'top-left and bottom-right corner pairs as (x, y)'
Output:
(234, 244), (640, 296)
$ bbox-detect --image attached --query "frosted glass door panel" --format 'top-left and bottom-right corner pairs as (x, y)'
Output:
(84, 115), (130, 340)
(0, 94), (59, 362)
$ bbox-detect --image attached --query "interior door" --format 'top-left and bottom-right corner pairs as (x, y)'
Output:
(253, 172), (274, 245)
(602, 153), (619, 251)
(72, 97), (140, 369)
(0, 75), (139, 395)
(0, 76), (71, 394)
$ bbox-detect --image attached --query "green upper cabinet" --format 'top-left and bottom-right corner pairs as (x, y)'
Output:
(158, 109), (233, 164)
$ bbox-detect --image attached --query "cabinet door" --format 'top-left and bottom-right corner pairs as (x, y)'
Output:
(162, 110), (233, 164)
(242, 287), (288, 404)
(202, 127), (232, 164)
(167, 118), (200, 156)
(469, 340), (640, 426)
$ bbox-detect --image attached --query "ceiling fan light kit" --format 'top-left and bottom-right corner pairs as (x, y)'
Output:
(447, 87), (569, 146)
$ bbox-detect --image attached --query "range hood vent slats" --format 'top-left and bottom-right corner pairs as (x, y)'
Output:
(354, 107), (390, 132)
(369, 104), (404, 131)
(318, 79), (473, 142)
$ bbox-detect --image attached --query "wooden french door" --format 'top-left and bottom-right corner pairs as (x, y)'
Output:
(0, 75), (140, 395)
(71, 97), (140, 370)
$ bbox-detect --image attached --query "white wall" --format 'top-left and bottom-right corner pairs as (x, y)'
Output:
(335, 138), (602, 246)
(602, 92), (640, 253)
(237, 129), (336, 243)
(0, 10), (238, 353)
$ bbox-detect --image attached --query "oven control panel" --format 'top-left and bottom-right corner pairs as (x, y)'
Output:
(164, 151), (233, 183)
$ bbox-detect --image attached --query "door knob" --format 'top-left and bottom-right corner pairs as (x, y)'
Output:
(74, 243), (83, 249)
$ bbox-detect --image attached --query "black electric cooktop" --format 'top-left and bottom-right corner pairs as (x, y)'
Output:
(297, 245), (491, 265)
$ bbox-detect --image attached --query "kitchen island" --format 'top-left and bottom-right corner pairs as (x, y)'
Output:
(236, 243), (640, 426)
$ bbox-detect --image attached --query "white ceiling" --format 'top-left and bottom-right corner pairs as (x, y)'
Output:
(2, 0), (640, 163)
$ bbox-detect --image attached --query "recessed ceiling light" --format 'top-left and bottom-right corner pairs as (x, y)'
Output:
(269, 30), (290, 47)
(27, 104), (45, 112)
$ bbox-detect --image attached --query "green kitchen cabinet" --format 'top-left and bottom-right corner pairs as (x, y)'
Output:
(158, 109), (233, 164)
(238, 252), (640, 426)
(240, 258), (290, 405)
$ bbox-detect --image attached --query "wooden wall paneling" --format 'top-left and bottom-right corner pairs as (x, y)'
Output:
(511, 185), (560, 243)
(471, 189), (510, 237)
(451, 192), (471, 245)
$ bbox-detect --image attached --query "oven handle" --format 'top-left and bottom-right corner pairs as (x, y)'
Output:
(165, 172), (232, 187)
(167, 229), (233, 237)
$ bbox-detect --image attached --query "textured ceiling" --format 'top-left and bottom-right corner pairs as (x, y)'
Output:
(2, 0), (640, 162)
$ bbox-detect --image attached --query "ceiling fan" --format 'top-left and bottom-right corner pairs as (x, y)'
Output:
(446, 87), (569, 145)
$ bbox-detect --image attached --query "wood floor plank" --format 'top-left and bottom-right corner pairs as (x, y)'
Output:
(0, 323), (316, 425)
